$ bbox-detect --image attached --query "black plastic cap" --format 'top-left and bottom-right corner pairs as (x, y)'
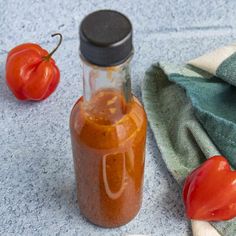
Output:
(79, 10), (133, 67)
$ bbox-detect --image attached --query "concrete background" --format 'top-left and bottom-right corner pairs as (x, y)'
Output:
(1, 0), (236, 235)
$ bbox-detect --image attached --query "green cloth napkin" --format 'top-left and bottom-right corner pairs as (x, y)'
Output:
(142, 45), (236, 235)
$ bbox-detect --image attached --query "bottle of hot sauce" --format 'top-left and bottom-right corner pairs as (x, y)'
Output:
(70, 10), (147, 228)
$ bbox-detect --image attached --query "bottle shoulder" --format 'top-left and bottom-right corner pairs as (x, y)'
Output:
(70, 94), (147, 149)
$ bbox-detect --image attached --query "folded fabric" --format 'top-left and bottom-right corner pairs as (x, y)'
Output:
(142, 44), (236, 236)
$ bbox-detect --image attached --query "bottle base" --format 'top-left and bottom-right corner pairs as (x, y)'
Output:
(79, 203), (142, 228)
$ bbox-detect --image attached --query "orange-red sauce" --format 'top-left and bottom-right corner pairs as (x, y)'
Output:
(70, 89), (147, 227)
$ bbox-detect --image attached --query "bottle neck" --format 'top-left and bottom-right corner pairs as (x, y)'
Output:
(82, 59), (132, 103)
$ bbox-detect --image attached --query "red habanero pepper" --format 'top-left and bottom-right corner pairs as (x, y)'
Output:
(183, 155), (236, 221)
(6, 33), (62, 101)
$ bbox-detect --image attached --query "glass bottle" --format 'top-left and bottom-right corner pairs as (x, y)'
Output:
(70, 10), (147, 228)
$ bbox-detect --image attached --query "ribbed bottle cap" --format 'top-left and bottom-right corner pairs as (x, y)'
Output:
(79, 10), (133, 66)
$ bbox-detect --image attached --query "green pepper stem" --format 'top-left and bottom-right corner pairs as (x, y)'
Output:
(44, 33), (63, 60)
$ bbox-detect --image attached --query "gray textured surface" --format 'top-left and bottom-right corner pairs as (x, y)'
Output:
(1, 0), (236, 235)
